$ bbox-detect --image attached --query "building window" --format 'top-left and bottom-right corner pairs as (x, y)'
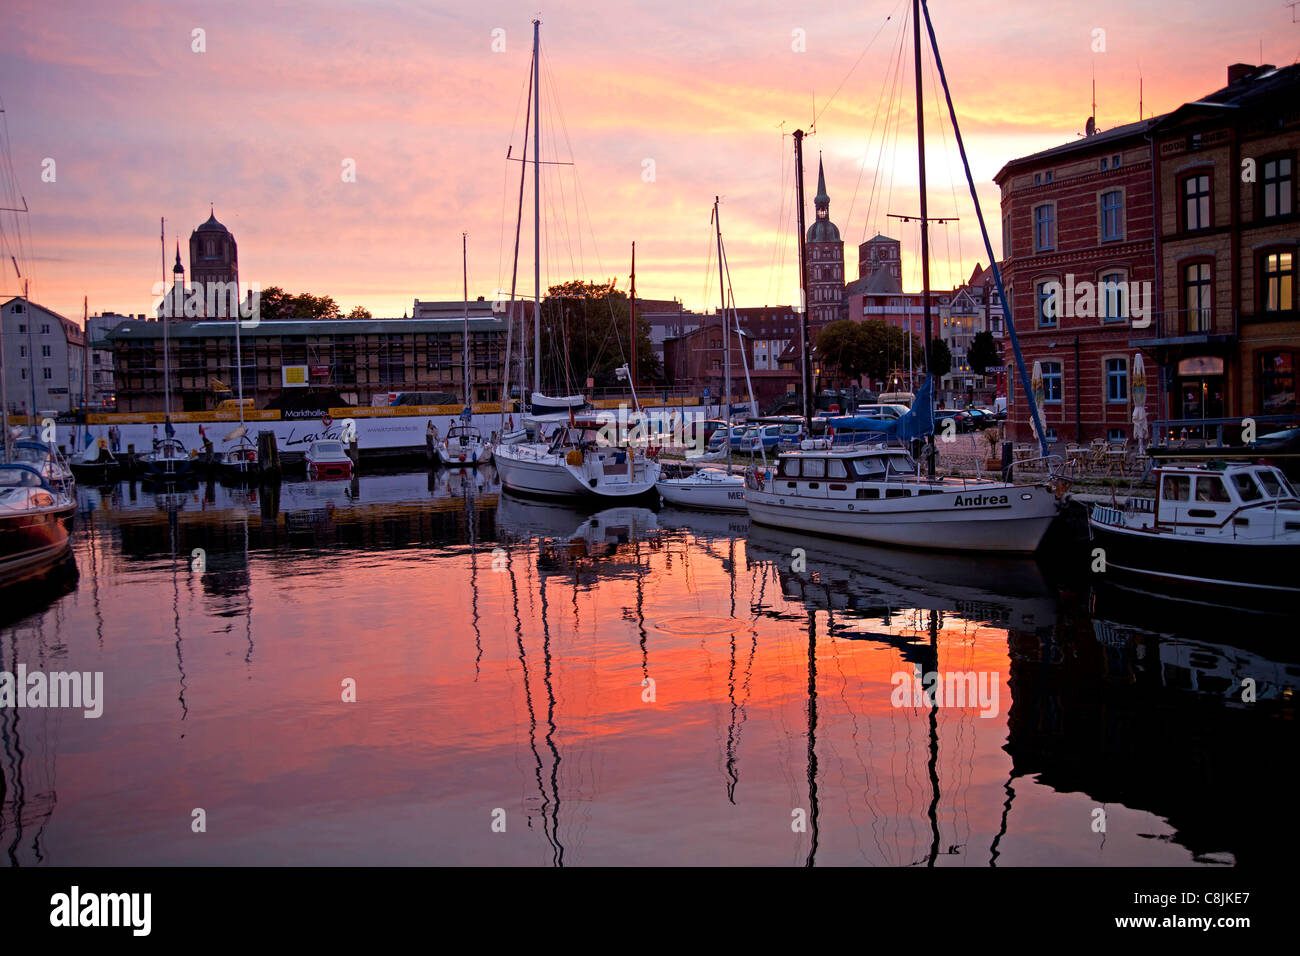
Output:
(19, 368), (26, 380)
(1107, 427), (1126, 442)
(1045, 171), (1054, 183)
(1183, 261), (1212, 332)
(41, 344), (51, 357)
(42, 367), (52, 380)
(1034, 204), (1055, 251)
(1042, 361), (1063, 403)
(1002, 213), (1011, 259)
(18, 345), (25, 358)
(1261, 156), (1293, 219)
(41, 323), (50, 334)
(1259, 350), (1296, 415)
(1112, 154), (1121, 169)
(1101, 272), (1127, 321)
(1034, 172), (1041, 185)
(1105, 357), (1128, 403)
(1101, 191), (1123, 241)
(1182, 173), (1211, 231)
(1261, 251), (1294, 312)
(1100, 157), (1108, 171)
(17, 324), (24, 333)
(1036, 281), (1057, 328)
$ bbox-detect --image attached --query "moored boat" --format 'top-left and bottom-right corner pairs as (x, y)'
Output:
(304, 438), (354, 480)
(745, 444), (1060, 554)
(1088, 459), (1300, 607)
(10, 439), (75, 492)
(140, 437), (196, 482)
(656, 466), (746, 512)
(494, 419), (659, 499)
(436, 423), (493, 467)
(0, 462), (74, 584)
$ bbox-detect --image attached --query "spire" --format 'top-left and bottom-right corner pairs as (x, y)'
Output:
(814, 156), (829, 207)
(173, 241), (184, 274)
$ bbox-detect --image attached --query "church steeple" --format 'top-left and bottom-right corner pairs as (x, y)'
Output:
(173, 241), (184, 274)
(815, 156), (830, 214)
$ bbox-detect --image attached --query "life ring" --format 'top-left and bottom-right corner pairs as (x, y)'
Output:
(565, 448), (584, 467)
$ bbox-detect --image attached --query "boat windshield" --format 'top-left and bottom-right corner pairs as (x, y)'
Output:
(1254, 468), (1296, 499)
(11, 445), (49, 463)
(0, 466), (42, 487)
(850, 453), (915, 478)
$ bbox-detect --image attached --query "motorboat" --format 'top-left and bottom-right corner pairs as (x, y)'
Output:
(1088, 459), (1300, 607)
(219, 435), (261, 479)
(304, 439), (353, 480)
(744, 443), (1060, 554)
(140, 436), (196, 482)
(68, 436), (120, 484)
(436, 423), (493, 467)
(10, 439), (75, 492)
(656, 466), (746, 512)
(494, 419), (660, 499)
(0, 462), (74, 584)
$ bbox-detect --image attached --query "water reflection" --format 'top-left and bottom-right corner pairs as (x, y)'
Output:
(0, 469), (1292, 865)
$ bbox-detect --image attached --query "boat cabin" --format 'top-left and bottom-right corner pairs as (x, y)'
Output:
(759, 448), (933, 500)
(1154, 461), (1300, 530)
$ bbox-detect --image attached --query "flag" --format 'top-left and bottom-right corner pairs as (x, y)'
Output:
(164, 417), (175, 438)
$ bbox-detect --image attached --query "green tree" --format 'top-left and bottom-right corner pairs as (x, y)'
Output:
(927, 337), (953, 379)
(967, 330), (1002, 377)
(539, 280), (660, 391)
(815, 319), (919, 386)
(347, 306), (373, 319)
(254, 286), (343, 320)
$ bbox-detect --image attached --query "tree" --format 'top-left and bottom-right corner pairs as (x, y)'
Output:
(253, 286), (343, 320)
(347, 306), (373, 319)
(927, 337), (952, 379)
(967, 330), (1002, 377)
(539, 279), (660, 391)
(815, 319), (920, 386)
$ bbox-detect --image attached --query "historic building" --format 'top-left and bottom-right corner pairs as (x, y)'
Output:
(805, 158), (846, 332)
(189, 208), (239, 293)
(1, 298), (87, 415)
(995, 113), (1159, 444)
(1137, 62), (1300, 437)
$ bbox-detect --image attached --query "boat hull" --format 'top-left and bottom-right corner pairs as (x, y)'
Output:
(495, 445), (658, 499)
(745, 484), (1058, 553)
(656, 476), (747, 512)
(436, 443), (493, 467)
(0, 506), (72, 584)
(1088, 518), (1300, 605)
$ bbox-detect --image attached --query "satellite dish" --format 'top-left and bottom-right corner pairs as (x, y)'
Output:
(1086, 116), (1096, 136)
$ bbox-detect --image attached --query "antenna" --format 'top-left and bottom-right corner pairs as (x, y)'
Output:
(1091, 65), (1097, 131)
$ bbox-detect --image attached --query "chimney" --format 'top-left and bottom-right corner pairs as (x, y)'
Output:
(1227, 63), (1272, 84)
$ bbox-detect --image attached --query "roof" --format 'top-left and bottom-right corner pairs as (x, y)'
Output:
(807, 218), (841, 243)
(105, 316), (509, 341)
(994, 116), (1161, 182)
(843, 269), (903, 296)
(192, 209), (231, 235)
(1152, 62), (1300, 131)
(862, 234), (898, 245)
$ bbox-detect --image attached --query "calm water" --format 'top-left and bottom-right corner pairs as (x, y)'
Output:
(1, 466), (1295, 866)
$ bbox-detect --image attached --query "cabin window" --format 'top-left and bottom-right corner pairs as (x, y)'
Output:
(1194, 476), (1231, 502)
(828, 459), (848, 479)
(778, 458), (801, 478)
(1231, 472), (1263, 501)
(802, 458), (826, 478)
(885, 488), (908, 498)
(1161, 474), (1191, 502)
(851, 457), (885, 478)
(1255, 469), (1285, 497)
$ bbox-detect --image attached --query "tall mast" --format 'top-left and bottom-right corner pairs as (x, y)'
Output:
(234, 262), (244, 430)
(793, 130), (811, 434)
(913, 0), (935, 476)
(0, 270), (7, 460)
(23, 278), (36, 431)
(501, 61), (532, 432)
(629, 242), (637, 395)
(532, 18), (541, 396)
(462, 232), (470, 409)
(713, 197), (730, 441)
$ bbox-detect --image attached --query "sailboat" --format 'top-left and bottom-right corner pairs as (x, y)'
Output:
(436, 234), (493, 467)
(141, 238), (195, 482)
(69, 296), (121, 483)
(657, 197), (748, 512)
(744, 0), (1063, 554)
(493, 20), (660, 499)
(218, 282), (260, 479)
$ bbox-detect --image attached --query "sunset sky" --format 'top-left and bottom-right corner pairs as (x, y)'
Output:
(0, 0), (1294, 324)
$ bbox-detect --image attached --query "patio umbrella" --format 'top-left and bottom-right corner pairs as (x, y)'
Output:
(1030, 360), (1045, 445)
(1132, 353), (1149, 454)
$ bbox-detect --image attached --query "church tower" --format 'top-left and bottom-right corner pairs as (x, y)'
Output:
(189, 207), (239, 306)
(805, 158), (845, 332)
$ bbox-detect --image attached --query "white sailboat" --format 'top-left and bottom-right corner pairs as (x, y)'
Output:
(436, 233), (493, 467)
(141, 237), (195, 482)
(656, 196), (746, 511)
(493, 21), (658, 499)
(219, 275), (259, 479)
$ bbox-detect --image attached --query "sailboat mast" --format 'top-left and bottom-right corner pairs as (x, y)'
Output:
(532, 18), (541, 396)
(793, 130), (811, 435)
(462, 232), (470, 409)
(714, 197), (730, 438)
(234, 265), (244, 428)
(913, 0), (935, 477)
(629, 242), (637, 395)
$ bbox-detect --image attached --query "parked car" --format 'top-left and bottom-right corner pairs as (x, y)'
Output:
(856, 403), (910, 421)
(933, 409), (976, 434)
(965, 408), (997, 430)
(706, 424), (747, 452)
(735, 423), (785, 453)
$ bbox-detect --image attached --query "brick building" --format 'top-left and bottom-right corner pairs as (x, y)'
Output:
(995, 115), (1160, 444)
(806, 158), (846, 332)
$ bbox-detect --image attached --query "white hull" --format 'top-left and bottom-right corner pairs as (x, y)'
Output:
(435, 441), (493, 467)
(656, 472), (747, 512)
(745, 484), (1058, 554)
(495, 444), (659, 499)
